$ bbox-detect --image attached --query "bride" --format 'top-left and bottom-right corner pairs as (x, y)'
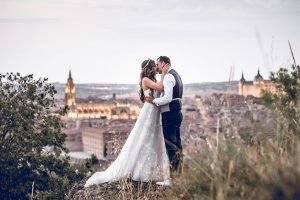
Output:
(84, 59), (170, 187)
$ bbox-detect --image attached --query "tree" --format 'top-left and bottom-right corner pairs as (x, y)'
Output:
(0, 73), (78, 199)
(261, 64), (300, 152)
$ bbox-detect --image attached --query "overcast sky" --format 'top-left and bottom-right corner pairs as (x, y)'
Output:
(0, 0), (299, 84)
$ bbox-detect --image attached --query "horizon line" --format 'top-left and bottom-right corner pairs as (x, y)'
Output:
(51, 80), (240, 85)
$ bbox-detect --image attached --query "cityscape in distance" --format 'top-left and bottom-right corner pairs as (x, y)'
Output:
(53, 81), (239, 100)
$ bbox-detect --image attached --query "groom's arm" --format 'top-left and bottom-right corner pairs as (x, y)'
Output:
(153, 74), (175, 106)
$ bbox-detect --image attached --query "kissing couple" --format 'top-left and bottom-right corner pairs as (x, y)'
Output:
(85, 56), (183, 187)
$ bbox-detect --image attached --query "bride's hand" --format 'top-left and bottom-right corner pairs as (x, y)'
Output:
(145, 96), (153, 103)
(162, 64), (170, 75)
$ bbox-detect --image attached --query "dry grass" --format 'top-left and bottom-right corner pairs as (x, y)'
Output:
(68, 133), (300, 200)
(162, 134), (300, 200)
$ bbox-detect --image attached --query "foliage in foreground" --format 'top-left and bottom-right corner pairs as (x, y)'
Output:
(0, 73), (80, 199)
(262, 64), (300, 152)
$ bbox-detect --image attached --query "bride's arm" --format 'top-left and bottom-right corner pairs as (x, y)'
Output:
(142, 65), (169, 92)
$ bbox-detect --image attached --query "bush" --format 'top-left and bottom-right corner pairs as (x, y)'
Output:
(262, 64), (300, 152)
(0, 73), (80, 199)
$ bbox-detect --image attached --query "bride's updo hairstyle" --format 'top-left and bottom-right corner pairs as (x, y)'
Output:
(139, 59), (157, 103)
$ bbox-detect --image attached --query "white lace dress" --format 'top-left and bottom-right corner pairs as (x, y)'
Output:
(84, 89), (170, 187)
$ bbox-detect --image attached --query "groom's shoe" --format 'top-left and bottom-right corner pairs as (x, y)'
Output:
(156, 179), (171, 186)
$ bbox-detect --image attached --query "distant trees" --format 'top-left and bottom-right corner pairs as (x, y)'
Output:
(0, 73), (80, 199)
(262, 64), (300, 152)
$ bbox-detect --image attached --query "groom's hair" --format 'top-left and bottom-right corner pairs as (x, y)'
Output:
(157, 56), (171, 65)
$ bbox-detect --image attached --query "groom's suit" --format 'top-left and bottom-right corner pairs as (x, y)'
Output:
(153, 67), (183, 174)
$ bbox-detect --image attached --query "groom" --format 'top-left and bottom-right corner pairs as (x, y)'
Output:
(145, 56), (183, 178)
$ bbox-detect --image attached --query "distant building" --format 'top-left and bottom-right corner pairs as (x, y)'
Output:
(239, 69), (276, 97)
(64, 70), (140, 119)
(81, 120), (133, 159)
(82, 127), (105, 159)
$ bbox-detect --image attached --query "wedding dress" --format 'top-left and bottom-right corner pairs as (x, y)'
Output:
(84, 89), (170, 187)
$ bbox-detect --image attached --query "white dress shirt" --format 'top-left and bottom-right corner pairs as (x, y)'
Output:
(153, 67), (176, 112)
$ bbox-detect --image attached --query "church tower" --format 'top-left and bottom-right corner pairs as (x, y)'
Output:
(65, 70), (76, 107)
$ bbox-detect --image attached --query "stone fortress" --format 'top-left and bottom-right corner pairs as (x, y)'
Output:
(239, 69), (277, 97)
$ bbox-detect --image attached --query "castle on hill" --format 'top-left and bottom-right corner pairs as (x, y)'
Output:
(64, 70), (140, 120)
(239, 69), (276, 97)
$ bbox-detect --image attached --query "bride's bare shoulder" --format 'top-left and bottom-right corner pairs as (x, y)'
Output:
(142, 77), (152, 86)
(142, 77), (150, 83)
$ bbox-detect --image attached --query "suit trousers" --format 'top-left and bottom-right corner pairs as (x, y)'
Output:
(161, 110), (183, 175)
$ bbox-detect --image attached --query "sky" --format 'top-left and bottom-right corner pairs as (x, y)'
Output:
(0, 0), (300, 84)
